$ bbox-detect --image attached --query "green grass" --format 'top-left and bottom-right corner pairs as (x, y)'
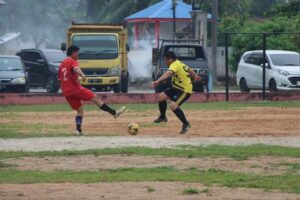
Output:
(146, 187), (155, 193)
(0, 145), (299, 160)
(1, 101), (300, 113)
(0, 168), (299, 193)
(0, 123), (71, 138)
(183, 188), (199, 194)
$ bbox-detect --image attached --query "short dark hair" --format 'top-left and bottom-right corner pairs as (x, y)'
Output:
(67, 45), (80, 56)
(163, 51), (177, 60)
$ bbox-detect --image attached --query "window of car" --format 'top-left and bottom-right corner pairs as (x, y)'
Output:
(0, 57), (23, 71)
(23, 52), (42, 62)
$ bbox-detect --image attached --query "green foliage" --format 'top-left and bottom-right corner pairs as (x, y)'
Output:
(183, 188), (199, 194)
(230, 16), (299, 72)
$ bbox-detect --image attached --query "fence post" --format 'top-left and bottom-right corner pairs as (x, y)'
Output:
(262, 33), (267, 100)
(225, 33), (229, 101)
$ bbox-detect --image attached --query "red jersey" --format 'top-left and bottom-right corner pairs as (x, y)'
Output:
(58, 57), (82, 96)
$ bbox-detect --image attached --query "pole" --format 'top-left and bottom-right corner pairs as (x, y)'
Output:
(211, 0), (218, 83)
(172, 0), (176, 39)
(262, 33), (267, 100)
(225, 33), (229, 101)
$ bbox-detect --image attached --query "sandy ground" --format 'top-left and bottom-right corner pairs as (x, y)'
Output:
(3, 155), (300, 175)
(1, 107), (300, 137)
(1, 182), (300, 200)
(0, 136), (299, 152)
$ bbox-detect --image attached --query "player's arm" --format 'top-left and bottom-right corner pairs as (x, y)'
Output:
(188, 68), (201, 81)
(73, 67), (86, 81)
(150, 70), (173, 88)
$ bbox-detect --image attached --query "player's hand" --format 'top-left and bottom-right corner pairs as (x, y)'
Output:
(81, 75), (86, 82)
(194, 75), (201, 82)
(150, 81), (159, 88)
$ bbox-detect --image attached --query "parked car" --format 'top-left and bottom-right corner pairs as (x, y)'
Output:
(0, 55), (29, 93)
(16, 49), (66, 93)
(236, 50), (300, 92)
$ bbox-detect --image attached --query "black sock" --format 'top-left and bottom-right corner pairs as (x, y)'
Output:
(99, 104), (116, 115)
(75, 116), (82, 131)
(159, 101), (167, 118)
(173, 108), (189, 125)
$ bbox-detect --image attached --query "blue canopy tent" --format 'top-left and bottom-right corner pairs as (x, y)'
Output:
(125, 0), (211, 47)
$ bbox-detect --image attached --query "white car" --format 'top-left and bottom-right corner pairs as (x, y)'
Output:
(236, 50), (300, 92)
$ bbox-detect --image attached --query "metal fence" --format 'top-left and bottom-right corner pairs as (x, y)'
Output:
(224, 32), (300, 101)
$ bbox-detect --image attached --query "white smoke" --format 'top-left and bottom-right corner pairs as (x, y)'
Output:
(128, 40), (153, 83)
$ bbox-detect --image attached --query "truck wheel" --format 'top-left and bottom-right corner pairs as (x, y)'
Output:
(193, 82), (204, 93)
(46, 76), (59, 93)
(155, 83), (164, 93)
(121, 73), (129, 93)
(113, 84), (121, 93)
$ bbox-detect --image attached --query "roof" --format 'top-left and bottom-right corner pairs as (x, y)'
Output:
(126, 0), (211, 21)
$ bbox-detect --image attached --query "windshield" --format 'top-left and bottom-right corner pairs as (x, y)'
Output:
(72, 35), (118, 60)
(166, 46), (205, 60)
(270, 53), (300, 66)
(0, 57), (23, 71)
(44, 51), (66, 63)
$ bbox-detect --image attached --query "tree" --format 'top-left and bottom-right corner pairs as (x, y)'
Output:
(230, 16), (299, 72)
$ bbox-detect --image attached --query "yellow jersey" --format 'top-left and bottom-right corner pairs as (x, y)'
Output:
(168, 60), (193, 93)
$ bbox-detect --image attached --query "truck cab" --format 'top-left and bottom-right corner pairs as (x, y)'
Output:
(62, 22), (129, 93)
(152, 39), (209, 93)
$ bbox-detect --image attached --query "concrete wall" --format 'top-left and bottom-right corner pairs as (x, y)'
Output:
(205, 47), (235, 80)
(1, 92), (300, 105)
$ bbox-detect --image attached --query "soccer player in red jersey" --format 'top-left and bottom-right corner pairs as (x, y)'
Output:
(58, 45), (126, 135)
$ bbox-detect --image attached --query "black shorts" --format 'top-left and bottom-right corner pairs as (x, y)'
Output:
(164, 87), (191, 106)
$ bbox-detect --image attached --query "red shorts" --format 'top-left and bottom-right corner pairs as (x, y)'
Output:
(64, 88), (95, 110)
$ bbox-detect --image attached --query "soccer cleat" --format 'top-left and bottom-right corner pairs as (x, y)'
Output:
(114, 106), (127, 118)
(180, 123), (191, 134)
(154, 116), (168, 123)
(75, 129), (83, 136)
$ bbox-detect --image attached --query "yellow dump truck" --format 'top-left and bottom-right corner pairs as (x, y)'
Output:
(62, 22), (129, 93)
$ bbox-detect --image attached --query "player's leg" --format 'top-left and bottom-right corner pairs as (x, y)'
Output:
(154, 91), (170, 123)
(75, 106), (84, 135)
(65, 95), (84, 135)
(169, 91), (191, 134)
(80, 88), (126, 118)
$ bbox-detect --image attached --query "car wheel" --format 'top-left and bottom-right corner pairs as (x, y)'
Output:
(269, 79), (277, 92)
(240, 78), (250, 92)
(46, 76), (59, 93)
(193, 82), (204, 93)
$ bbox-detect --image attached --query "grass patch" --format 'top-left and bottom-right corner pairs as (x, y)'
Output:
(0, 123), (71, 138)
(0, 161), (15, 168)
(0, 145), (299, 160)
(1, 101), (300, 113)
(279, 162), (300, 172)
(0, 168), (299, 193)
(146, 187), (155, 193)
(183, 188), (199, 194)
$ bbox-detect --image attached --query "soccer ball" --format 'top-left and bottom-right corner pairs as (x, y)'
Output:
(128, 123), (139, 135)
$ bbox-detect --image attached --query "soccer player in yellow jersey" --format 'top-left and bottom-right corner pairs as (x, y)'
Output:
(150, 51), (201, 134)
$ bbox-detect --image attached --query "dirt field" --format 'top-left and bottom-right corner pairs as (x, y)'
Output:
(2, 107), (300, 137)
(1, 182), (300, 200)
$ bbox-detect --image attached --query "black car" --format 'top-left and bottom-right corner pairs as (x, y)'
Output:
(16, 49), (66, 93)
(0, 55), (29, 93)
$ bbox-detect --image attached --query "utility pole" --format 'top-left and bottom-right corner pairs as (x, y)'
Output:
(211, 0), (218, 83)
(172, 0), (176, 39)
